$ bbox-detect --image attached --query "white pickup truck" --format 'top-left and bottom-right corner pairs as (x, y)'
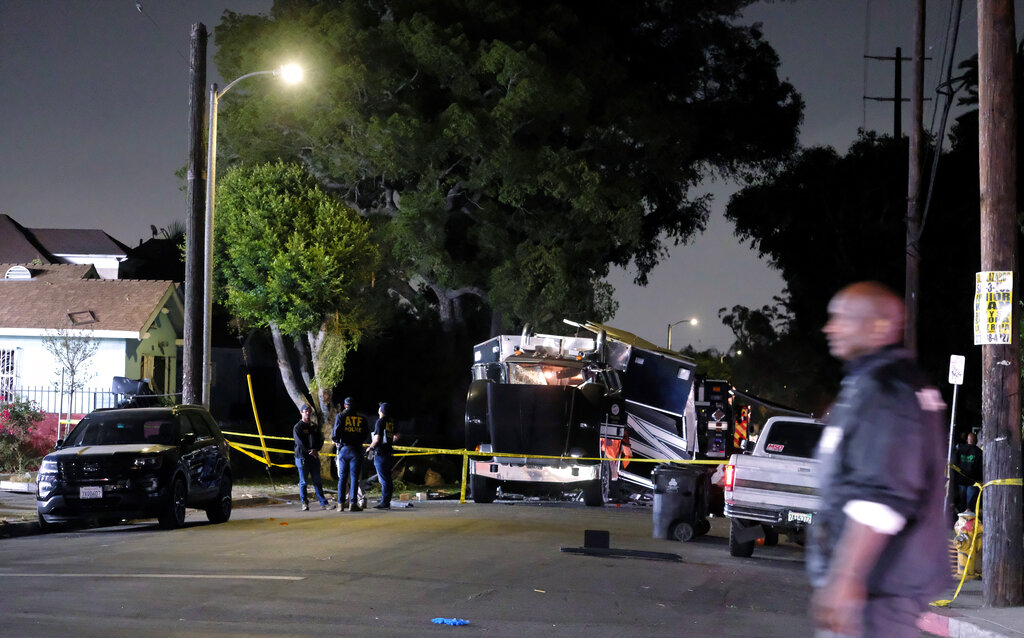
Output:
(723, 416), (824, 557)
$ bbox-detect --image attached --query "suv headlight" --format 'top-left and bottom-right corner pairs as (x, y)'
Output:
(132, 456), (163, 469)
(39, 458), (58, 474)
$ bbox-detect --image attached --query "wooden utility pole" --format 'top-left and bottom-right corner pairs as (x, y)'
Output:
(978, 0), (1023, 608)
(864, 47), (911, 139)
(182, 24), (207, 406)
(904, 0), (925, 352)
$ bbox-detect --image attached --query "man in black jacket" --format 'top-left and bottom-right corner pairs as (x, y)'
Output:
(294, 404), (329, 511)
(808, 282), (949, 637)
(332, 397), (369, 512)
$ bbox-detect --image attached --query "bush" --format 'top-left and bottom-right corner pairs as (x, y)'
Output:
(0, 398), (46, 473)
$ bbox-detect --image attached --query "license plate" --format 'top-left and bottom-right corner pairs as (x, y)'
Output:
(80, 486), (103, 499)
(787, 511), (812, 524)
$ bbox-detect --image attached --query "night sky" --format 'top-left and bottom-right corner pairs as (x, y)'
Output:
(0, 1), (1007, 349)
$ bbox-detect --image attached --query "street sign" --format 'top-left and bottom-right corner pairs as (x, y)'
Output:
(948, 354), (965, 386)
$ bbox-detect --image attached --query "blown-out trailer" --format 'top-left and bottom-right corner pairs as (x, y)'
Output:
(465, 322), (735, 505)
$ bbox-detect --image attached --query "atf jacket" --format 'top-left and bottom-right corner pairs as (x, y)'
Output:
(806, 346), (951, 599)
(332, 408), (370, 449)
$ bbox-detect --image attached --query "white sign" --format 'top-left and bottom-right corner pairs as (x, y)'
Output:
(974, 271), (1013, 345)
(948, 355), (965, 386)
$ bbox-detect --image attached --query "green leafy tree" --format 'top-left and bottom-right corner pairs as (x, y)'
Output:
(214, 161), (379, 418)
(212, 0), (803, 336)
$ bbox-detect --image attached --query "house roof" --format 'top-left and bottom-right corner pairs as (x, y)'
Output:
(28, 227), (129, 257)
(0, 215), (56, 264)
(0, 263), (181, 337)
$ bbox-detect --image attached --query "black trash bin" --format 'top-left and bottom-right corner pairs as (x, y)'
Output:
(652, 463), (711, 542)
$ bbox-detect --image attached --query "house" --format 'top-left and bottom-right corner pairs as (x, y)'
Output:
(0, 214), (129, 279)
(0, 263), (183, 407)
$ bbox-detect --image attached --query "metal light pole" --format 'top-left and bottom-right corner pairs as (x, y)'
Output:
(202, 65), (303, 408)
(666, 317), (699, 351)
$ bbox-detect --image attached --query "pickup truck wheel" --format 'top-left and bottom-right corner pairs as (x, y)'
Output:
(670, 521), (695, 542)
(729, 519), (756, 557)
(762, 526), (779, 546)
(470, 474), (497, 504)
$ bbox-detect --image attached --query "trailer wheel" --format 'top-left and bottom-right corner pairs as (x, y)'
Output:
(729, 519), (756, 557)
(762, 525), (779, 546)
(470, 474), (497, 504)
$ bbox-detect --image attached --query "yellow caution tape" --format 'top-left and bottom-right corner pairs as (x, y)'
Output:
(932, 477), (1023, 607)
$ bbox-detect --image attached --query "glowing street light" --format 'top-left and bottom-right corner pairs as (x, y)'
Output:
(666, 316), (699, 350)
(202, 64), (303, 408)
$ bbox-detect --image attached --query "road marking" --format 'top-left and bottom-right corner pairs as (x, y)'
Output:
(1, 573), (303, 581)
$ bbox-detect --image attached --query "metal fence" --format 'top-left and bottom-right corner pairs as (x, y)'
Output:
(0, 385), (116, 415)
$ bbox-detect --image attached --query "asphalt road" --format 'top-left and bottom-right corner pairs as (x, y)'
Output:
(0, 499), (815, 637)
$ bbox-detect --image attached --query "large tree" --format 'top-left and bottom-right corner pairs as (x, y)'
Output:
(723, 131), (983, 417)
(214, 161), (379, 419)
(212, 0), (803, 336)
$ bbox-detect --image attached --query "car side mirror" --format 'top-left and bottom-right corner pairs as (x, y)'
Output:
(181, 432), (197, 446)
(739, 439), (750, 453)
(55, 439), (64, 449)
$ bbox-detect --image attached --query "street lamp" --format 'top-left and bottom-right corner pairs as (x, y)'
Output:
(202, 64), (303, 408)
(666, 317), (699, 350)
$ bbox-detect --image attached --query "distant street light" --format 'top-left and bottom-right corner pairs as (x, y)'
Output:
(666, 317), (699, 350)
(721, 349), (743, 363)
(202, 64), (303, 408)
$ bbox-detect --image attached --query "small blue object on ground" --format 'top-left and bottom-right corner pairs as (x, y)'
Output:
(431, 618), (470, 626)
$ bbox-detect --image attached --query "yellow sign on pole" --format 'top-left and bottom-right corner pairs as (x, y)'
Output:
(974, 271), (1013, 345)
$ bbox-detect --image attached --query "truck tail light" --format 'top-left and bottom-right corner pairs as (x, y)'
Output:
(724, 463), (736, 492)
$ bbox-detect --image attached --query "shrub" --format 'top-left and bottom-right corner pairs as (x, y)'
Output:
(0, 398), (46, 473)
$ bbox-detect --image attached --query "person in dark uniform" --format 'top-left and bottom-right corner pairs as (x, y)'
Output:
(809, 282), (949, 637)
(367, 401), (397, 510)
(332, 397), (369, 512)
(955, 432), (983, 513)
(293, 404), (329, 511)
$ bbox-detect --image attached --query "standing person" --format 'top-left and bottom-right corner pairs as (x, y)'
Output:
(955, 432), (983, 513)
(809, 281), (949, 637)
(367, 401), (398, 510)
(332, 397), (369, 512)
(293, 404), (330, 511)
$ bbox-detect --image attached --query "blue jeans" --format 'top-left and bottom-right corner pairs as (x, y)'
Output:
(337, 445), (363, 503)
(295, 455), (328, 506)
(374, 452), (393, 505)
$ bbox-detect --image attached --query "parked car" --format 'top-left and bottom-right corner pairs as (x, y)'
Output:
(723, 416), (824, 557)
(36, 405), (232, 530)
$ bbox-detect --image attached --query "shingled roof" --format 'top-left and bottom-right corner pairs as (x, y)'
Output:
(0, 263), (180, 337)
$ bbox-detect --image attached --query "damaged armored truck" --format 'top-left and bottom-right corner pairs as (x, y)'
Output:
(465, 322), (724, 506)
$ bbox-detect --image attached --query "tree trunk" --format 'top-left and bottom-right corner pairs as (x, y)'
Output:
(978, 0), (1023, 608)
(269, 323), (306, 410)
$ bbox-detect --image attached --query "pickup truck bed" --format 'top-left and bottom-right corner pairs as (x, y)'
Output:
(724, 416), (824, 557)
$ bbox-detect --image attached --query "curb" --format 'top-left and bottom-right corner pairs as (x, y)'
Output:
(922, 609), (1019, 638)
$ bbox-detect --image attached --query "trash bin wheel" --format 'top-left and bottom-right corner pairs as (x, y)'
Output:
(695, 519), (711, 537)
(670, 520), (695, 542)
(729, 518), (756, 557)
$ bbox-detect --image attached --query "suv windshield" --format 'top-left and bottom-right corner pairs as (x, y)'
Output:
(762, 420), (824, 459)
(64, 414), (177, 447)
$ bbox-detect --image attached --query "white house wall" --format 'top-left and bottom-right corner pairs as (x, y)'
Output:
(0, 335), (127, 390)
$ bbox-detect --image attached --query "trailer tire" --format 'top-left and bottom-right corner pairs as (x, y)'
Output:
(582, 478), (604, 507)
(729, 518), (756, 557)
(470, 474), (497, 504)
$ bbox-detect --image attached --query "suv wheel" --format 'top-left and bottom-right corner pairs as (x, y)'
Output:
(158, 477), (187, 529)
(206, 473), (232, 524)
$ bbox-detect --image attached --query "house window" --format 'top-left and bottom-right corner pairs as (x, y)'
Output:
(0, 349), (20, 399)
